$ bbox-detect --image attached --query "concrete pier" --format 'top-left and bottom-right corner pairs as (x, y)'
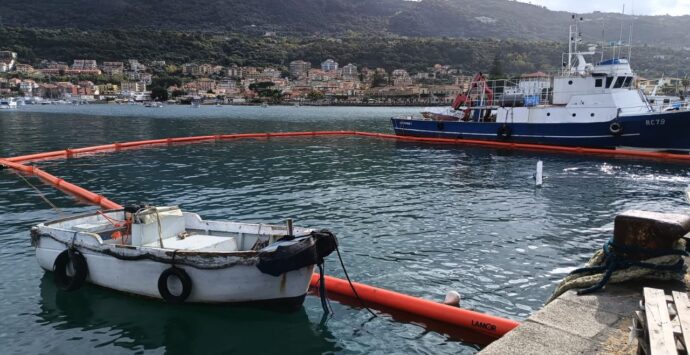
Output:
(481, 210), (690, 354)
(480, 274), (689, 354)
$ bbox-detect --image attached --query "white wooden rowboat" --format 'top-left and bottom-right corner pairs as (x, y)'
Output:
(31, 205), (337, 308)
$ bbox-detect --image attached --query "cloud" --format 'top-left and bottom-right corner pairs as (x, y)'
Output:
(516, 0), (690, 15)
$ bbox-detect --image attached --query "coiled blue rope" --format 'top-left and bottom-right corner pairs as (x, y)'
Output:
(568, 238), (688, 295)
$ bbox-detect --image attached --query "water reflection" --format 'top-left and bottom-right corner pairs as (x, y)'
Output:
(37, 274), (341, 354)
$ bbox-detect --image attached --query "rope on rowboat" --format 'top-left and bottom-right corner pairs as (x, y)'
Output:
(9, 167), (65, 218)
(547, 237), (688, 303)
(317, 262), (333, 316)
(334, 243), (378, 318)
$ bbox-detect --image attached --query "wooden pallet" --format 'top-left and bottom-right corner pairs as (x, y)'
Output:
(634, 287), (690, 354)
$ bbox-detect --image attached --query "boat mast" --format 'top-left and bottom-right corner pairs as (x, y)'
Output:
(567, 15), (576, 72)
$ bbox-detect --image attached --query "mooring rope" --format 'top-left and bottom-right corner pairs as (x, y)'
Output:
(548, 237), (688, 303)
(335, 243), (378, 318)
(10, 168), (65, 218)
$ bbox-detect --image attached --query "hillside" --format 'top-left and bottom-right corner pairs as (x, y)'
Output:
(2, 27), (689, 77)
(0, 0), (689, 46)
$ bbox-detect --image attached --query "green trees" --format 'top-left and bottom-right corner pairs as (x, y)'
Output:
(1, 25), (689, 78)
(249, 81), (283, 102)
(489, 52), (504, 80)
(306, 91), (324, 101)
(150, 87), (168, 101)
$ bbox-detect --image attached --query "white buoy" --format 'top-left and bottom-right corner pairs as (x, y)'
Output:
(535, 160), (543, 187)
(443, 291), (461, 307)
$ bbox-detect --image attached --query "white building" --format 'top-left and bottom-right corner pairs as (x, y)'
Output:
(0, 51), (18, 73)
(120, 81), (147, 93)
(289, 60), (311, 78)
(321, 59), (338, 72)
(341, 63), (358, 78)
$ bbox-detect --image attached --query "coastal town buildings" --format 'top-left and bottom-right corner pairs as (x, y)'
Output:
(102, 62), (125, 76)
(72, 59), (97, 70)
(9, 52), (659, 106)
(14, 64), (35, 74)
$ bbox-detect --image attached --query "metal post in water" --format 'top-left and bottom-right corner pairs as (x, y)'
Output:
(536, 160), (543, 187)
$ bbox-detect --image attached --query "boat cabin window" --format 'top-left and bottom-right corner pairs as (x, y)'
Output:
(606, 76), (614, 88)
(595, 78), (603, 87)
(623, 77), (633, 88)
(613, 77), (625, 89)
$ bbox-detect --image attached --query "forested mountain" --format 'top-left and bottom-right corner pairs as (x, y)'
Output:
(0, 0), (688, 46)
(2, 26), (688, 77)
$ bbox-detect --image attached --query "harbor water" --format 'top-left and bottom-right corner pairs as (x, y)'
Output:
(1, 105), (689, 354)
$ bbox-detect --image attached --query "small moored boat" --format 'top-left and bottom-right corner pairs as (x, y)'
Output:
(0, 98), (18, 109)
(31, 205), (337, 308)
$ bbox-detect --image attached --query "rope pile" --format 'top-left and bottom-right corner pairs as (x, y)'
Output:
(548, 237), (688, 303)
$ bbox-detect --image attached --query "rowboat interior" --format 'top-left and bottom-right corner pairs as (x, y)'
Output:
(41, 206), (310, 253)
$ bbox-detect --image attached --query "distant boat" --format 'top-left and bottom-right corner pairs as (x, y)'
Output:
(32, 205), (337, 306)
(391, 18), (690, 151)
(144, 102), (163, 108)
(191, 100), (201, 108)
(261, 102), (269, 108)
(0, 98), (18, 109)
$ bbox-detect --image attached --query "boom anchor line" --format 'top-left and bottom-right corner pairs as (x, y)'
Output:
(5, 129), (690, 340)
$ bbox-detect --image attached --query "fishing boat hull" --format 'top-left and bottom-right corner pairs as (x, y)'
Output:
(391, 110), (690, 151)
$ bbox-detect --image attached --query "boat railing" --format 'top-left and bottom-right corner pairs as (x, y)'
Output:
(468, 77), (554, 108)
(649, 99), (690, 113)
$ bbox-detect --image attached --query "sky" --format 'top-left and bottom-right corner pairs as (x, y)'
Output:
(516, 0), (690, 16)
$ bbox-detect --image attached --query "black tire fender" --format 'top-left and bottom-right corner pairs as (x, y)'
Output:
(497, 125), (512, 139)
(158, 267), (192, 303)
(609, 121), (623, 135)
(53, 249), (88, 291)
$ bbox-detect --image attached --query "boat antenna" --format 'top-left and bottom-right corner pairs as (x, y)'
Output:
(628, 7), (634, 61)
(567, 14), (575, 71)
(600, 23), (606, 63)
(618, 5), (625, 59)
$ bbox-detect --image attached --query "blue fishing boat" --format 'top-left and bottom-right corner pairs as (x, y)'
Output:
(391, 18), (690, 152)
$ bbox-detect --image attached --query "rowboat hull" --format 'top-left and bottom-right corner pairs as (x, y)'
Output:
(32, 208), (336, 308)
(36, 238), (314, 305)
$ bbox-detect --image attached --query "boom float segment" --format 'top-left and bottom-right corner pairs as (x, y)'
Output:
(309, 274), (519, 338)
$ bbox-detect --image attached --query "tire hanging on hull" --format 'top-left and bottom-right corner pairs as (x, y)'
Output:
(53, 249), (88, 291)
(497, 124), (512, 139)
(158, 267), (193, 304)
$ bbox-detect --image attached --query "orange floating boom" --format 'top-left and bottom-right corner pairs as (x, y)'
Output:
(0, 159), (122, 210)
(3, 130), (690, 164)
(310, 274), (519, 338)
